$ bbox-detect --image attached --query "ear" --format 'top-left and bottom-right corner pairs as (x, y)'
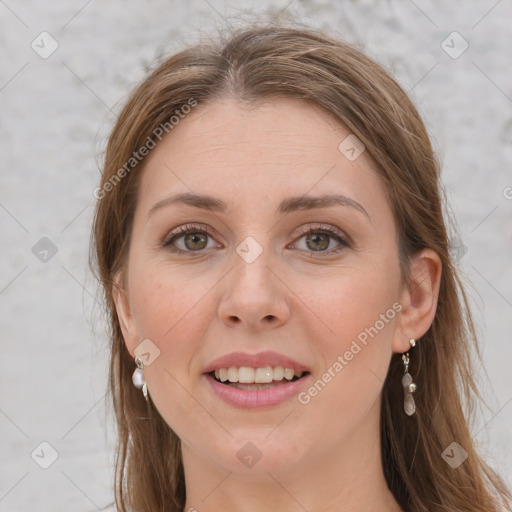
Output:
(392, 248), (442, 353)
(112, 271), (139, 357)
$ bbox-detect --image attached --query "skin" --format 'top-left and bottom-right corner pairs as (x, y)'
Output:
(113, 97), (442, 512)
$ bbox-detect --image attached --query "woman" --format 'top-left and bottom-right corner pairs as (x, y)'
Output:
(90, 24), (512, 512)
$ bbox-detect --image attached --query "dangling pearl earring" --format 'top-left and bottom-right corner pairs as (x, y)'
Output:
(401, 338), (417, 416)
(132, 355), (149, 401)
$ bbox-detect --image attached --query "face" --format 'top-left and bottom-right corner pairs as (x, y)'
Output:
(114, 97), (412, 481)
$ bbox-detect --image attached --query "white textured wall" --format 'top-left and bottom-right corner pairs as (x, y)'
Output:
(1, 1), (511, 510)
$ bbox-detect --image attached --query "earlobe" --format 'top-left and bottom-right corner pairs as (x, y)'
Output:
(112, 272), (139, 356)
(392, 248), (442, 353)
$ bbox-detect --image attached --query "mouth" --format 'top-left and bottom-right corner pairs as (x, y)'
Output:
(202, 352), (312, 407)
(206, 366), (310, 390)
(204, 367), (311, 408)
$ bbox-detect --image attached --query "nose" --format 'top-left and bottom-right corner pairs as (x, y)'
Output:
(217, 244), (292, 332)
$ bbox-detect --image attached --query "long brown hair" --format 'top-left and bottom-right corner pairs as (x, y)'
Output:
(90, 24), (512, 512)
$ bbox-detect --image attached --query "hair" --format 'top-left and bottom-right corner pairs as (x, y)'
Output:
(89, 23), (512, 512)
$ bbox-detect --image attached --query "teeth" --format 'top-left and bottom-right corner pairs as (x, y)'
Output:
(213, 366), (304, 384)
(238, 367), (255, 383)
(227, 367), (238, 382)
(273, 366), (284, 380)
(255, 367), (273, 383)
(284, 368), (295, 380)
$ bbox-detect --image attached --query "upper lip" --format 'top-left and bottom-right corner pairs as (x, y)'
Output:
(203, 351), (310, 374)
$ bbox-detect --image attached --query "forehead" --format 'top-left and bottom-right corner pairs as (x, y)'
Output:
(153, 97), (353, 161)
(136, 97), (384, 215)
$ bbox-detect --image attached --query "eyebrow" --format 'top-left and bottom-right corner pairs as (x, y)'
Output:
(147, 192), (370, 220)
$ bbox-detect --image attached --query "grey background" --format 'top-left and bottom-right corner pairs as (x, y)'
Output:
(1, 1), (511, 510)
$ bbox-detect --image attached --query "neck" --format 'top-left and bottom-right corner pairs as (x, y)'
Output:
(181, 400), (403, 512)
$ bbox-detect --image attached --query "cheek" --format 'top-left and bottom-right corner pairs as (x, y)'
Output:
(128, 264), (216, 437)
(129, 258), (211, 341)
(309, 261), (399, 407)
(319, 258), (399, 341)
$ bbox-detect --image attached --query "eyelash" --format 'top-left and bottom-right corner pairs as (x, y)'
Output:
(161, 223), (350, 256)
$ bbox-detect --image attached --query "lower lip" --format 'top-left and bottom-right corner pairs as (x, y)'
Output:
(204, 373), (311, 408)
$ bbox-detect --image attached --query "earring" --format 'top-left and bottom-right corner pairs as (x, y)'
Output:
(401, 338), (417, 416)
(132, 355), (149, 401)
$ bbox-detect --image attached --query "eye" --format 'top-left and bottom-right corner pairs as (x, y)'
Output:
(162, 224), (220, 254)
(161, 223), (350, 256)
(290, 224), (350, 255)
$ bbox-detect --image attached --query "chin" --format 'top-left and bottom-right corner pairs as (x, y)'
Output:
(208, 431), (310, 480)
